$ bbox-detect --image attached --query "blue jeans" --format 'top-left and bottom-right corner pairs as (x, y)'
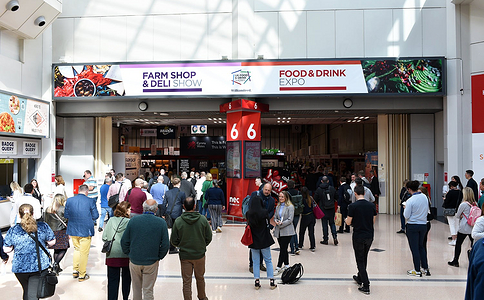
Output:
(199, 204), (211, 220)
(290, 215), (300, 253)
(400, 205), (406, 231)
(251, 247), (274, 279)
(406, 224), (428, 270)
(99, 207), (113, 229)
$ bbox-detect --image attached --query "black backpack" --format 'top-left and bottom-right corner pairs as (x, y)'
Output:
(291, 193), (304, 215)
(321, 189), (335, 209)
(281, 263), (304, 284)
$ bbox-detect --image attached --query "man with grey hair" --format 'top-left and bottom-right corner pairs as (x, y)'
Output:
(180, 171), (197, 199)
(121, 199), (169, 300)
(127, 178), (147, 217)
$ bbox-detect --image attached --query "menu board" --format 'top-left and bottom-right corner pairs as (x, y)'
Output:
(244, 141), (261, 178)
(180, 159), (190, 173)
(226, 141), (241, 178)
(0, 91), (49, 138)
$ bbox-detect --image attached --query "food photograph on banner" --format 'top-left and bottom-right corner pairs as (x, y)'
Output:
(244, 141), (261, 178)
(0, 91), (49, 137)
(226, 141), (241, 178)
(52, 58), (445, 99)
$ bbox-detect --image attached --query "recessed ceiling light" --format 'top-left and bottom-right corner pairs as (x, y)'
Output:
(277, 121), (280, 123)
(283, 117), (286, 120)
(354, 117), (358, 119)
(347, 120), (351, 122)
(288, 117), (291, 120)
(208, 118), (212, 120)
(218, 118), (222, 120)
(153, 112), (157, 114)
(278, 117), (281, 120)
(365, 116), (370, 119)
(357, 120), (361, 122)
(223, 121), (226, 123)
(158, 113), (169, 116)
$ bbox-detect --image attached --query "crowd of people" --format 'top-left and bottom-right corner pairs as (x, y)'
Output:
(2, 165), (484, 299)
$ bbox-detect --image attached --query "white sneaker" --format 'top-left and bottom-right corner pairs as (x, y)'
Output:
(212, 230), (216, 234)
(449, 240), (456, 246)
(275, 266), (285, 276)
(216, 226), (222, 233)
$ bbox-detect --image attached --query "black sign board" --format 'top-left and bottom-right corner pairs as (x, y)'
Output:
(157, 126), (176, 139)
(180, 136), (226, 156)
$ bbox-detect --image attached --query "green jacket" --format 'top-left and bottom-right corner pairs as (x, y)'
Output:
(201, 180), (213, 205)
(121, 213), (170, 265)
(170, 211), (212, 260)
(102, 216), (130, 259)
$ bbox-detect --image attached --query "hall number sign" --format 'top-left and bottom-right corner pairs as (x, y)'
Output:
(227, 111), (261, 141)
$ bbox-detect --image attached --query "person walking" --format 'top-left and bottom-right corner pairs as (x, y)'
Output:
(98, 178), (113, 232)
(443, 181), (463, 245)
(404, 180), (430, 277)
(346, 185), (377, 295)
(448, 187), (476, 267)
(273, 191), (295, 275)
(200, 173), (213, 219)
(298, 187), (316, 251)
(314, 176), (338, 245)
(160, 177), (186, 254)
(44, 193), (69, 275)
(121, 199), (170, 300)
(286, 180), (301, 255)
(205, 179), (225, 233)
(247, 194), (277, 290)
(65, 184), (99, 281)
(102, 201), (132, 300)
(170, 197), (212, 300)
(3, 204), (55, 300)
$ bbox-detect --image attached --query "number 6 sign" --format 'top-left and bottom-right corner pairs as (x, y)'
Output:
(227, 111), (261, 141)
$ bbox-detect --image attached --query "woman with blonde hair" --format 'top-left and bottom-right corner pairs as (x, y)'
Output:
(448, 187), (476, 267)
(3, 204), (55, 300)
(102, 201), (131, 300)
(273, 191), (296, 275)
(44, 193), (69, 274)
(8, 181), (23, 225)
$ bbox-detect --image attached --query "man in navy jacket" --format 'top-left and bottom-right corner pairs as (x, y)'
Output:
(65, 184), (99, 281)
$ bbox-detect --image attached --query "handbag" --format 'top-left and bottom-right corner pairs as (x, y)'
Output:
(443, 208), (456, 216)
(30, 231), (58, 299)
(102, 218), (125, 254)
(164, 190), (180, 229)
(241, 225), (253, 246)
(312, 200), (325, 219)
(108, 182), (123, 208)
(335, 208), (342, 226)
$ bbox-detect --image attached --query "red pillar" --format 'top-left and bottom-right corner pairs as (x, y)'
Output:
(220, 99), (269, 218)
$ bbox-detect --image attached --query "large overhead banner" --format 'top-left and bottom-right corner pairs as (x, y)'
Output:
(53, 58), (445, 98)
(0, 91), (50, 138)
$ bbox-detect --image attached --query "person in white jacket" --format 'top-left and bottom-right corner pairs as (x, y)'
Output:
(471, 215), (484, 241)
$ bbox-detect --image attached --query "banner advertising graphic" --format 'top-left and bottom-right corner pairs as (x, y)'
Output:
(244, 141), (261, 178)
(226, 141), (241, 178)
(53, 58), (445, 99)
(156, 126), (176, 139)
(0, 91), (49, 138)
(179, 136), (226, 156)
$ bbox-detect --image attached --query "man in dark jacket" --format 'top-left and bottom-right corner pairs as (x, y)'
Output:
(337, 177), (352, 233)
(369, 170), (381, 205)
(160, 177), (186, 254)
(314, 176), (338, 245)
(466, 170), (479, 203)
(171, 197), (212, 300)
(65, 184), (99, 281)
(248, 183), (275, 273)
(121, 199), (169, 300)
(180, 172), (197, 199)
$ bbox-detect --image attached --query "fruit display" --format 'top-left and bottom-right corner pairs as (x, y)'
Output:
(362, 59), (443, 94)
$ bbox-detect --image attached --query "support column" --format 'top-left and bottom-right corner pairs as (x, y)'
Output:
(220, 99), (268, 218)
(94, 117), (113, 179)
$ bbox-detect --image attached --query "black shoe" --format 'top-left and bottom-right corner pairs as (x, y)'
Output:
(337, 229), (344, 233)
(260, 265), (267, 271)
(448, 236), (453, 240)
(334, 238), (338, 246)
(249, 267), (253, 273)
(353, 275), (362, 286)
(345, 228), (350, 233)
(98, 227), (103, 232)
(358, 286), (370, 295)
(320, 240), (328, 245)
(270, 278), (277, 290)
(255, 279), (261, 290)
(396, 230), (405, 234)
(448, 260), (459, 267)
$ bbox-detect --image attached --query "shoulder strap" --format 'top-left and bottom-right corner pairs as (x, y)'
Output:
(53, 212), (67, 228)
(168, 190), (181, 215)
(116, 182), (123, 196)
(29, 231), (53, 273)
(109, 217), (125, 241)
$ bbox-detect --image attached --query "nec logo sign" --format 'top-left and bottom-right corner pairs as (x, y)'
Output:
(229, 197), (240, 204)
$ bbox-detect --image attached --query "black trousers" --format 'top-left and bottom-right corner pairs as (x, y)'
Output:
(276, 235), (292, 268)
(107, 266), (131, 300)
(298, 213), (316, 249)
(352, 238), (373, 288)
(15, 269), (46, 300)
(339, 205), (350, 231)
(453, 232), (474, 263)
(249, 249), (263, 267)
